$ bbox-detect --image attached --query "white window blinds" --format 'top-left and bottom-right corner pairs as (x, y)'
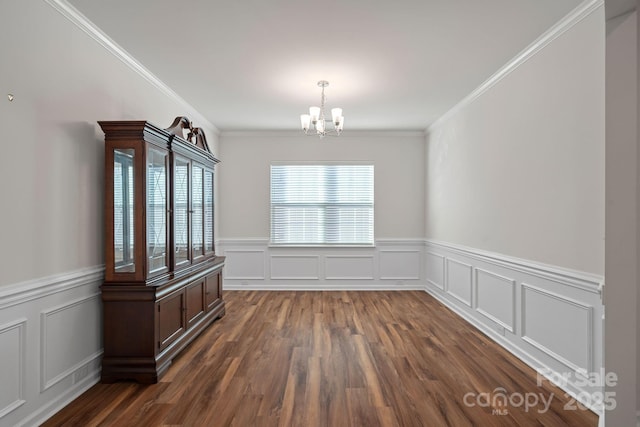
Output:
(270, 164), (374, 246)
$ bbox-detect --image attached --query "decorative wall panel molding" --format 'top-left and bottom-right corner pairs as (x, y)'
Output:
(218, 239), (425, 290)
(424, 239), (604, 414)
(325, 256), (375, 280)
(445, 258), (473, 307)
(475, 268), (516, 333)
(0, 319), (26, 418)
(0, 267), (103, 427)
(521, 283), (593, 375)
(425, 252), (445, 290)
(379, 250), (421, 280)
(224, 249), (266, 280)
(270, 255), (320, 280)
(41, 294), (102, 392)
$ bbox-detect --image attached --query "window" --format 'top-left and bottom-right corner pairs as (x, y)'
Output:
(270, 164), (374, 246)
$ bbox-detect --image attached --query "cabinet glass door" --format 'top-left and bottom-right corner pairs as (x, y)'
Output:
(192, 165), (204, 260)
(204, 169), (214, 254)
(147, 147), (168, 275)
(113, 149), (135, 273)
(174, 157), (190, 267)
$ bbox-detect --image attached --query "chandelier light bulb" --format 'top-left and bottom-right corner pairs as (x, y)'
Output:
(300, 114), (311, 132)
(331, 108), (342, 125)
(309, 107), (320, 123)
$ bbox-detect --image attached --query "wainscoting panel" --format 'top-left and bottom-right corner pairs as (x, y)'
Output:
(424, 240), (604, 414)
(325, 256), (374, 280)
(378, 250), (421, 280)
(425, 252), (445, 290)
(0, 319), (26, 418)
(41, 294), (102, 392)
(522, 284), (592, 374)
(445, 258), (472, 307)
(475, 268), (516, 332)
(270, 255), (320, 280)
(0, 266), (103, 427)
(218, 239), (425, 290)
(224, 249), (266, 280)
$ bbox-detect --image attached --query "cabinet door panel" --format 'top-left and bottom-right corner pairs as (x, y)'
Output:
(158, 292), (185, 351)
(205, 271), (221, 310)
(186, 280), (205, 328)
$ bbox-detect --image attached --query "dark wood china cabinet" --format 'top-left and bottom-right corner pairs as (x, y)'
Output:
(99, 117), (225, 383)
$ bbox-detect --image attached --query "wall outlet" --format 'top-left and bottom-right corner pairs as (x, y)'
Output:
(241, 281), (248, 286)
(496, 324), (506, 336)
(396, 281), (404, 286)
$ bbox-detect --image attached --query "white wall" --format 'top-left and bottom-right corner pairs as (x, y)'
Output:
(425, 6), (605, 275)
(216, 132), (426, 290)
(0, 1), (219, 425)
(0, 0), (219, 288)
(218, 132), (425, 239)
(603, 8), (638, 427)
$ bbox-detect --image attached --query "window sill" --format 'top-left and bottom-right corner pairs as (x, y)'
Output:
(268, 243), (376, 249)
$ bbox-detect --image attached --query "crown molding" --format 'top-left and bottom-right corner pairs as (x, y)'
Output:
(219, 129), (427, 139)
(44, 0), (220, 135)
(426, 0), (604, 133)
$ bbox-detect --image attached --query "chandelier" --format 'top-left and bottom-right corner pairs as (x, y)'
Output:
(300, 80), (344, 137)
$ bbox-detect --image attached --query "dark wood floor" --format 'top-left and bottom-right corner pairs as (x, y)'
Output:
(43, 291), (598, 427)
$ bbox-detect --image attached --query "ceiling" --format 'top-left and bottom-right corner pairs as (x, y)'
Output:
(68, 0), (592, 132)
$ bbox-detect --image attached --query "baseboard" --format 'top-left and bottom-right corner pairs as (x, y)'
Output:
(18, 368), (100, 427)
(224, 282), (426, 291)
